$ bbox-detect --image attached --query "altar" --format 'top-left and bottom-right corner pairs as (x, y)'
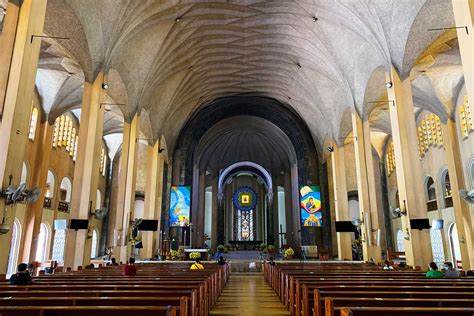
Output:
(228, 240), (262, 250)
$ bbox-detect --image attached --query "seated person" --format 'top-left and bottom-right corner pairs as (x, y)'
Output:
(382, 260), (394, 270)
(110, 257), (119, 266)
(443, 262), (460, 278)
(123, 257), (137, 276)
(190, 258), (204, 270)
(9, 263), (33, 285)
(267, 256), (276, 266)
(426, 262), (444, 278)
(367, 258), (376, 266)
(217, 256), (227, 265)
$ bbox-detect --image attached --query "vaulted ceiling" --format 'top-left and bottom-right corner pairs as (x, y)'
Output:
(31, 0), (461, 155)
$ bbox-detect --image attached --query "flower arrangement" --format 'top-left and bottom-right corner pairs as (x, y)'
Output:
(217, 244), (225, 253)
(170, 249), (180, 260)
(266, 245), (276, 254)
(190, 251), (201, 260)
(284, 247), (294, 260)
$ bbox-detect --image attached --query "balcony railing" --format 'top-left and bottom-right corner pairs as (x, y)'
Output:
(426, 199), (438, 212)
(43, 197), (52, 209)
(58, 201), (70, 213)
(444, 196), (453, 208)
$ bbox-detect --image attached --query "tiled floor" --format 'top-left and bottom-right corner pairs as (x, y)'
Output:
(210, 273), (290, 316)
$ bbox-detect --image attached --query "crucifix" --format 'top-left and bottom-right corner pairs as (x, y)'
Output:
(278, 224), (287, 248)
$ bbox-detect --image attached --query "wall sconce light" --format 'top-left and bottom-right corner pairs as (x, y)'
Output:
(101, 83), (109, 90)
(459, 236), (465, 244)
(327, 146), (334, 153)
(385, 81), (393, 88)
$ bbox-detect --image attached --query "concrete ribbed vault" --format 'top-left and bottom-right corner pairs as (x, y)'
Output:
(29, 0), (458, 155)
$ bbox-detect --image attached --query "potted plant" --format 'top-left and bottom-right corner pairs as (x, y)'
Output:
(284, 247), (295, 260)
(190, 251), (201, 260)
(267, 245), (276, 254)
(170, 249), (180, 260)
(217, 244), (225, 253)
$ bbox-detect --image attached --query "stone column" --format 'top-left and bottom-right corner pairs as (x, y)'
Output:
(142, 141), (160, 259)
(211, 178), (218, 250)
(441, 119), (474, 270)
(452, 0), (474, 108)
(352, 112), (383, 262)
(0, 0), (47, 274)
(20, 122), (54, 263)
(114, 113), (140, 263)
(331, 143), (352, 260)
(386, 65), (432, 268)
(63, 70), (105, 270)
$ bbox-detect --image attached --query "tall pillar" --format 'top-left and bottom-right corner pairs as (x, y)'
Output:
(211, 178), (218, 250)
(142, 141), (160, 259)
(63, 70), (105, 270)
(441, 119), (474, 270)
(386, 65), (432, 268)
(20, 122), (54, 263)
(331, 143), (352, 260)
(352, 112), (382, 262)
(114, 113), (140, 263)
(0, 0), (47, 274)
(452, 0), (474, 107)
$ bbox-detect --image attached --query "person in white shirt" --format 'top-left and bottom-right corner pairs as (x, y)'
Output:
(383, 260), (394, 270)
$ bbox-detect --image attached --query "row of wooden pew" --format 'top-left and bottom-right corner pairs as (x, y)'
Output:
(264, 262), (474, 316)
(2, 262), (229, 316)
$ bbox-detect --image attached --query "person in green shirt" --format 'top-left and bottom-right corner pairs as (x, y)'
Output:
(426, 262), (444, 278)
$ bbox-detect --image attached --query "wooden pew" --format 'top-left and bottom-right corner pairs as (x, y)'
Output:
(0, 305), (176, 316)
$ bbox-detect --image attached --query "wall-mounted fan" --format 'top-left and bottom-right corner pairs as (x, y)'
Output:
(91, 207), (108, 220)
(460, 189), (474, 204)
(1, 183), (40, 205)
(351, 217), (362, 228)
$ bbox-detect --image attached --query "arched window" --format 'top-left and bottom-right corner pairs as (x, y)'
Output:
(449, 223), (462, 266)
(20, 162), (28, 185)
(96, 190), (102, 210)
(59, 177), (72, 202)
(51, 229), (66, 262)
(430, 228), (445, 267)
(426, 177), (436, 201)
(28, 107), (39, 140)
(35, 223), (51, 262)
(443, 172), (452, 197)
(459, 95), (472, 139)
(73, 136), (79, 161)
(45, 170), (55, 199)
(90, 229), (99, 259)
(6, 218), (21, 278)
(396, 229), (405, 252)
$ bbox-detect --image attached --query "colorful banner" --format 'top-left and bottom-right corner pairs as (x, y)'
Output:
(169, 186), (191, 227)
(300, 186), (322, 227)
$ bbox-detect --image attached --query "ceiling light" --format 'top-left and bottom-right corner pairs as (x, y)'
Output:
(102, 83), (109, 90)
(287, 96), (292, 100)
(189, 66), (193, 70)
(296, 62), (302, 69)
(176, 17), (181, 22)
(385, 81), (393, 88)
(327, 146), (334, 153)
(312, 16), (318, 22)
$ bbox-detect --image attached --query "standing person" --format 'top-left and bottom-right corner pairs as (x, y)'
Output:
(190, 258), (204, 270)
(382, 260), (394, 270)
(443, 262), (460, 278)
(426, 262), (444, 278)
(9, 263), (33, 285)
(123, 257), (137, 276)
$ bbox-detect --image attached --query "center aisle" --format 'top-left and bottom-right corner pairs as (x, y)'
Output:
(210, 272), (290, 316)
